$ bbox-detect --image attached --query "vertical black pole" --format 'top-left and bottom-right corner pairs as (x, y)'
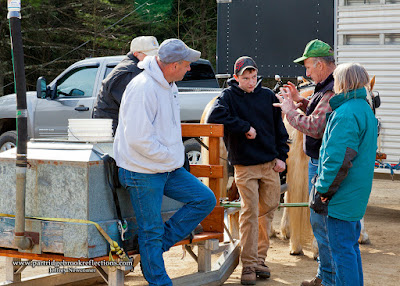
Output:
(9, 18), (28, 165)
(9, 1), (33, 250)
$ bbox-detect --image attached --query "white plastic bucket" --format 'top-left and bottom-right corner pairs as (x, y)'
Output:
(68, 119), (113, 142)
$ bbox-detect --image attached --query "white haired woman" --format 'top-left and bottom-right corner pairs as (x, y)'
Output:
(311, 62), (378, 286)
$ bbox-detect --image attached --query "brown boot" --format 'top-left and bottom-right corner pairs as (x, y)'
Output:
(241, 266), (256, 285)
(300, 277), (322, 286)
(255, 261), (270, 279)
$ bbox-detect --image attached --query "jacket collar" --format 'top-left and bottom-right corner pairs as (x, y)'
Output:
(329, 87), (367, 110)
(315, 73), (334, 93)
(138, 56), (171, 90)
(127, 52), (139, 64)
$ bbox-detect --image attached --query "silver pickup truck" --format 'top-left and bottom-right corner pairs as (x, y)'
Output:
(0, 56), (222, 162)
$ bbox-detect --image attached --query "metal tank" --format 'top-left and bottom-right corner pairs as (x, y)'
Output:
(0, 140), (183, 258)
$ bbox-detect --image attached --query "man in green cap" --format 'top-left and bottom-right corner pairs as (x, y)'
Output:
(274, 39), (336, 286)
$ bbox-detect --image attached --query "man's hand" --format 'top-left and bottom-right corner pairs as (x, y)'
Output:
(246, 126), (257, 139)
(273, 87), (302, 114)
(273, 159), (286, 172)
(283, 81), (303, 102)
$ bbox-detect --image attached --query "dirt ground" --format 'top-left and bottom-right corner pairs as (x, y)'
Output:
(1, 176), (400, 285)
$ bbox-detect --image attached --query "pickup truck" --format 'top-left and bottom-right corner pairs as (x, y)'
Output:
(0, 56), (223, 163)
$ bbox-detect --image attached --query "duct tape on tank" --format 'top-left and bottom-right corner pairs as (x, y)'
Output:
(16, 109), (27, 118)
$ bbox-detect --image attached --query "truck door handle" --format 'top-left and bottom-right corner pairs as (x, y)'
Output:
(75, 105), (89, 111)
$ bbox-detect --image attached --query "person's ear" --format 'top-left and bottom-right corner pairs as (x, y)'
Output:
(317, 60), (324, 70)
(233, 74), (239, 81)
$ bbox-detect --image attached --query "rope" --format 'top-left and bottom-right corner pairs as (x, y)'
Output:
(0, 213), (129, 262)
(375, 160), (400, 179)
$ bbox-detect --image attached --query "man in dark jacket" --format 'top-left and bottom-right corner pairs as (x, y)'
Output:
(208, 56), (289, 285)
(92, 36), (159, 133)
(274, 39), (337, 286)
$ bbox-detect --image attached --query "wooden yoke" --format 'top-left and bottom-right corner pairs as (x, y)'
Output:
(181, 123), (224, 234)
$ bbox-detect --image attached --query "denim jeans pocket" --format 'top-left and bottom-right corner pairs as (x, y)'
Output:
(119, 168), (161, 189)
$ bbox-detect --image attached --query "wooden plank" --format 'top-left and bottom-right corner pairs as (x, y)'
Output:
(174, 232), (224, 246)
(208, 137), (221, 204)
(190, 165), (223, 178)
(0, 248), (129, 263)
(0, 272), (103, 286)
(6, 257), (21, 282)
(181, 124), (224, 138)
(201, 206), (224, 233)
(198, 244), (212, 272)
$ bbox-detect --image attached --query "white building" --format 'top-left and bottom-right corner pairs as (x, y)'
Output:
(335, 0), (400, 174)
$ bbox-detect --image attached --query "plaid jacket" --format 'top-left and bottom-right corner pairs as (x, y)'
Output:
(286, 90), (334, 139)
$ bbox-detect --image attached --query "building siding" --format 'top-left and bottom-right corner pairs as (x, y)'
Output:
(336, 2), (400, 172)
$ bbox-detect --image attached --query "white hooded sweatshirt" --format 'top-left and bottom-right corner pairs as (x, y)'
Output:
(113, 56), (184, 174)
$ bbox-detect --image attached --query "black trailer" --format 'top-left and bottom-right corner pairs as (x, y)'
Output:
(216, 0), (334, 78)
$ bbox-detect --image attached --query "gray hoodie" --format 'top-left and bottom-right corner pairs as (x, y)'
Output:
(113, 56), (184, 173)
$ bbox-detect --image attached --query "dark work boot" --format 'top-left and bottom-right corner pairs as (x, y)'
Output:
(255, 261), (270, 279)
(241, 266), (256, 285)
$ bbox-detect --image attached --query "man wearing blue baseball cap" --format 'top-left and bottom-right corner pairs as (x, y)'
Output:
(113, 39), (216, 286)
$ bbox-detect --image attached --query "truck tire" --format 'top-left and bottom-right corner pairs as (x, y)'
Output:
(184, 138), (202, 165)
(0, 131), (17, 152)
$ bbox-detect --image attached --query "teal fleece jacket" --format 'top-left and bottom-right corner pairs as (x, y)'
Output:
(315, 88), (378, 221)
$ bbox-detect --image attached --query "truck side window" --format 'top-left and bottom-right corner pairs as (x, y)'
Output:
(57, 66), (98, 98)
(104, 66), (116, 79)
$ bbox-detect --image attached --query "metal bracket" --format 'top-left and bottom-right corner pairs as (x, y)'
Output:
(18, 219), (42, 254)
(24, 231), (39, 245)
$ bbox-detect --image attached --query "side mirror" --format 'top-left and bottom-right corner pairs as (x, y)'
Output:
(69, 88), (85, 97)
(36, 76), (47, 98)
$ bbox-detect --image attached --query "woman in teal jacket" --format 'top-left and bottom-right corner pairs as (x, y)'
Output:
(313, 63), (378, 286)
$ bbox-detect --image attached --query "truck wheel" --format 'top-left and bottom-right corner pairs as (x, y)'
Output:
(184, 138), (202, 165)
(0, 131), (17, 152)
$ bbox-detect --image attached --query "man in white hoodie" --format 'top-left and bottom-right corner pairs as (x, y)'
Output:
(113, 39), (216, 286)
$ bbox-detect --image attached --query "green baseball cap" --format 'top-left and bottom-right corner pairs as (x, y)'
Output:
(293, 39), (334, 66)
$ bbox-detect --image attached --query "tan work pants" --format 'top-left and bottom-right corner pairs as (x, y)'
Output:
(234, 161), (281, 267)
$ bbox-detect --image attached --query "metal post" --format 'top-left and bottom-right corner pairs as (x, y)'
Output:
(8, 0), (33, 250)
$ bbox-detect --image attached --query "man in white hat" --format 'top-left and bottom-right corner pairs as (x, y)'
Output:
(114, 39), (216, 286)
(92, 36), (159, 133)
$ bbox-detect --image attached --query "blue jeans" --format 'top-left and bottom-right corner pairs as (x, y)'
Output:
(309, 158), (336, 286)
(118, 167), (216, 286)
(327, 217), (363, 286)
